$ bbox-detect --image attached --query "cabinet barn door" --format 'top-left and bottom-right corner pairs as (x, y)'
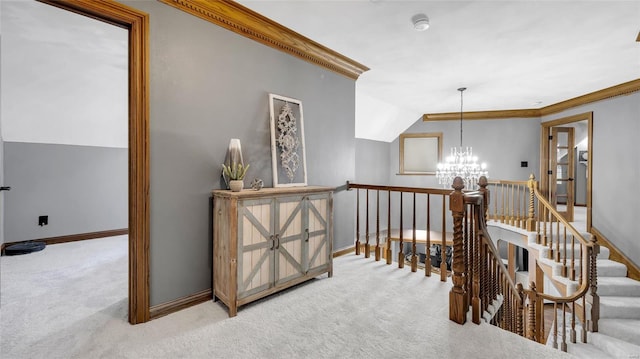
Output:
(274, 196), (305, 285)
(306, 193), (331, 273)
(237, 198), (274, 299)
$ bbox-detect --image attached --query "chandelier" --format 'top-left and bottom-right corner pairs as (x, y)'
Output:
(435, 87), (488, 189)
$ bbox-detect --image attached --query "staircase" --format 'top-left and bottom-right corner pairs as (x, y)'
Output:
(530, 235), (640, 358)
(565, 251), (640, 358)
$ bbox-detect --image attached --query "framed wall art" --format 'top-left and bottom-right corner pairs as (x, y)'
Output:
(269, 93), (308, 187)
(399, 132), (442, 175)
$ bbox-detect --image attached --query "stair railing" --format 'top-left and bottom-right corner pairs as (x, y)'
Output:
(450, 175), (598, 352)
(449, 176), (525, 332)
(348, 175), (598, 353)
(346, 182), (454, 281)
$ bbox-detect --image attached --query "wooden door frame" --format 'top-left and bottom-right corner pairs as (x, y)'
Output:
(38, 0), (150, 324)
(540, 112), (593, 230)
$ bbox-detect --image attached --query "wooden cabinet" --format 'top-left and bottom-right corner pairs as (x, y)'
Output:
(212, 186), (333, 317)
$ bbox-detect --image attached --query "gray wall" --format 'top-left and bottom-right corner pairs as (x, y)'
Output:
(542, 92), (640, 267)
(381, 116), (541, 233)
(3, 142), (127, 242)
(0, 133), (4, 245)
(122, 1), (356, 306)
(355, 139), (390, 184)
(391, 116), (541, 188)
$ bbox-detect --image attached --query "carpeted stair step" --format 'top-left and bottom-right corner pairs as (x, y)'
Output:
(544, 259), (627, 279)
(598, 319), (640, 347)
(600, 296), (640, 319)
(598, 277), (640, 296)
(596, 259), (628, 277)
(565, 341), (612, 359)
(535, 243), (610, 261)
(589, 331), (640, 358)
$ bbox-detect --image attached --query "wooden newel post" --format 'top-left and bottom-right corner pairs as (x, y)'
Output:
(526, 174), (536, 232)
(449, 177), (467, 324)
(478, 176), (489, 221)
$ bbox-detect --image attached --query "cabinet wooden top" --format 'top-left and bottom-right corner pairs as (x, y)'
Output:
(212, 186), (335, 199)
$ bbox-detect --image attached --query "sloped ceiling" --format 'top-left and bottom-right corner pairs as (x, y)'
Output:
(1, 0), (128, 148)
(237, 0), (640, 142)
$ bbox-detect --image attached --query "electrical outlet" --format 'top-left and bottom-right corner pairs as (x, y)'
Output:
(38, 215), (48, 226)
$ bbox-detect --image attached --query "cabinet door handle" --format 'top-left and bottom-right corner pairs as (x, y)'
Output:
(275, 234), (280, 249)
(269, 235), (275, 250)
(305, 228), (310, 242)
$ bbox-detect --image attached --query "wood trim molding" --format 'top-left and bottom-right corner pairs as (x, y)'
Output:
(540, 79), (640, 116)
(157, 0), (369, 80)
(591, 227), (640, 281)
(0, 228), (128, 254)
(150, 289), (213, 320)
(423, 79), (640, 121)
(37, 0), (151, 325)
(423, 109), (540, 122)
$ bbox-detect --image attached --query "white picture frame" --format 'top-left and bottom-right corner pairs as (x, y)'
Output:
(269, 93), (308, 187)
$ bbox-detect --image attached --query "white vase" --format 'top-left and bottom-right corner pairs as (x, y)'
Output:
(229, 180), (244, 192)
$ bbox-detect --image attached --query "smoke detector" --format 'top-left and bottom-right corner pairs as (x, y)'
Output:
(412, 14), (430, 31)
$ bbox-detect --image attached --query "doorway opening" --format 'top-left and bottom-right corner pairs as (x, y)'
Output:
(540, 112), (592, 231)
(37, 0), (150, 324)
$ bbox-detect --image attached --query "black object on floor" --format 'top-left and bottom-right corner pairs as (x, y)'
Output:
(4, 241), (46, 256)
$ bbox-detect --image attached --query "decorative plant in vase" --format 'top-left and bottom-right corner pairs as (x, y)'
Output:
(222, 163), (249, 192)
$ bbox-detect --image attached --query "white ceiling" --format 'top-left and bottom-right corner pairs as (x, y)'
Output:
(237, 0), (640, 142)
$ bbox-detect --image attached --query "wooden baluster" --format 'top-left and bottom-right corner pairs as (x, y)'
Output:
(552, 302), (558, 349)
(398, 192), (404, 268)
(441, 194), (447, 282)
(571, 301), (577, 343)
(482, 242), (488, 317)
(516, 283), (524, 337)
(365, 189), (370, 258)
(570, 235), (576, 281)
(355, 188), (360, 255)
(411, 193), (417, 272)
(562, 226), (568, 277)
(555, 221), (560, 263)
(515, 184), (520, 227)
(425, 195), (432, 276)
(581, 296), (588, 343)
(386, 191), (392, 265)
(542, 207), (548, 246)
(500, 184), (507, 223)
(472, 207), (481, 324)
(465, 205), (471, 313)
(526, 174), (536, 231)
(561, 303), (567, 352)
(579, 240), (583, 286)
(527, 282), (537, 342)
(510, 183), (515, 226)
(449, 177), (466, 324)
(589, 238), (600, 332)
(548, 209), (554, 259)
(375, 190), (381, 261)
(493, 184), (500, 222)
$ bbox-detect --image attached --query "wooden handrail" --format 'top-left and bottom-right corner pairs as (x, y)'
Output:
(347, 182), (452, 195)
